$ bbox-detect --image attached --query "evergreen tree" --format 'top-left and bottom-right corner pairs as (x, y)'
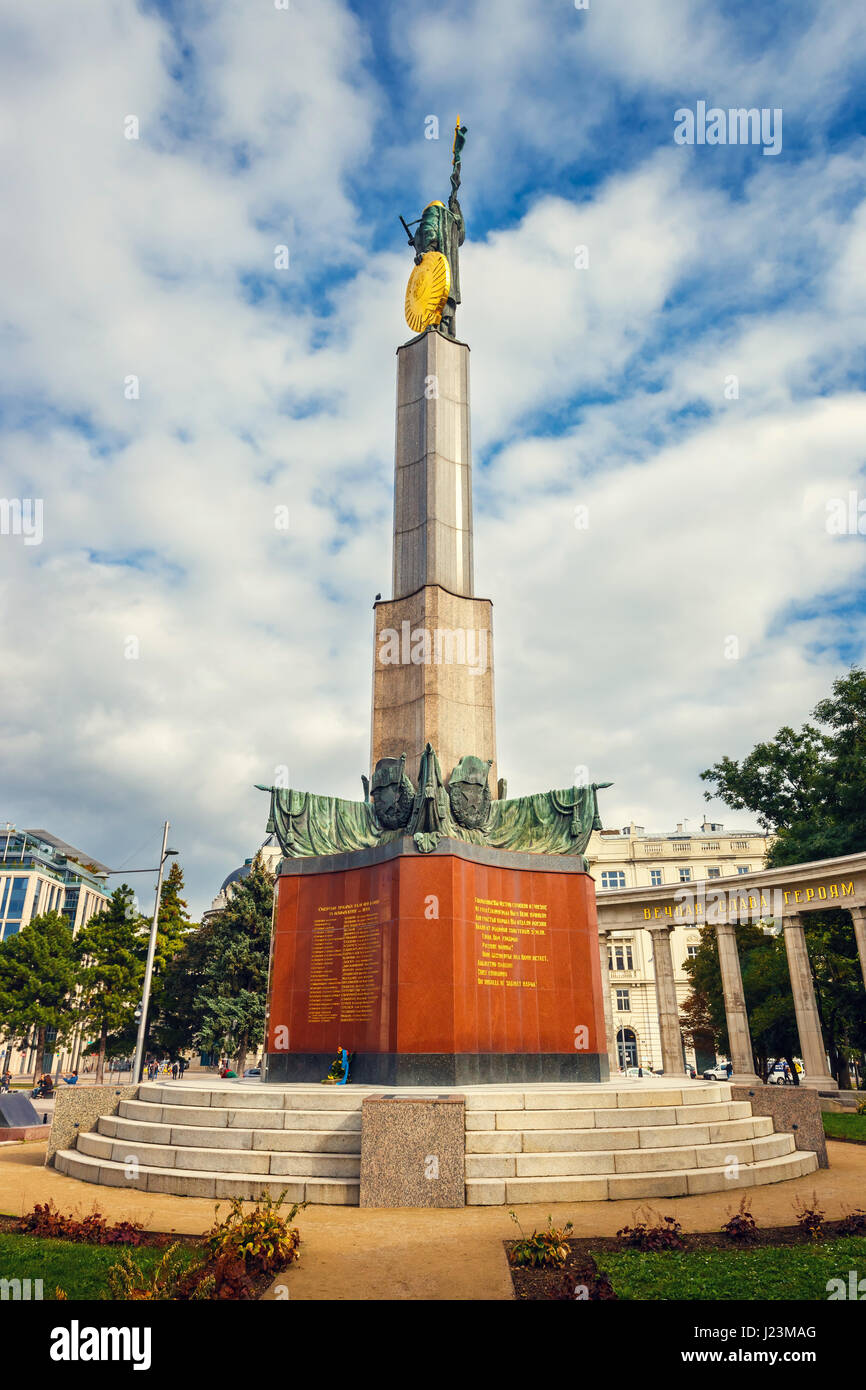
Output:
(103, 861), (196, 1062)
(0, 911), (77, 1074)
(155, 916), (215, 1057)
(197, 854), (273, 1074)
(75, 886), (143, 1083)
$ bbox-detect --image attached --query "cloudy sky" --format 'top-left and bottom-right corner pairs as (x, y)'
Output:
(2, 0), (865, 917)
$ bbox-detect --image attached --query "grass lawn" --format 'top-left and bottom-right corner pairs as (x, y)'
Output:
(823, 1112), (866, 1142)
(0, 1232), (198, 1300)
(593, 1236), (866, 1300)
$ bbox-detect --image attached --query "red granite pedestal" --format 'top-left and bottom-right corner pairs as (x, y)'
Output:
(265, 838), (608, 1086)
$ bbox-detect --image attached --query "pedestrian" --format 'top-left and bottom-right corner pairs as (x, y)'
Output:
(0, 1068), (11, 1093)
(171, 1061), (178, 1080)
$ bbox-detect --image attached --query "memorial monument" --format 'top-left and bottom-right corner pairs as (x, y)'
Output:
(260, 126), (612, 1084)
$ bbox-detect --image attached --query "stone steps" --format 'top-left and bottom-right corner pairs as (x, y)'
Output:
(465, 1130), (796, 1177)
(466, 1149), (819, 1205)
(52, 1080), (820, 1205)
(76, 1130), (360, 1178)
(54, 1148), (359, 1204)
(467, 1114), (777, 1152)
(97, 1113), (361, 1154)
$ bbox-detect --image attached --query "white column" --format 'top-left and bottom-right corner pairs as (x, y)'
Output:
(598, 930), (620, 1075)
(715, 921), (762, 1085)
(848, 906), (866, 995)
(783, 914), (837, 1091)
(648, 925), (687, 1076)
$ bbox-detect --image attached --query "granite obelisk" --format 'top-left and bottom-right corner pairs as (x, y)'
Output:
(371, 329), (498, 794)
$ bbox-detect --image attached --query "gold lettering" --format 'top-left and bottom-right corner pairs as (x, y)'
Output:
(794, 890), (802, 902)
(783, 891), (791, 904)
(805, 888), (815, 901)
(643, 908), (652, 920)
(841, 881), (854, 896)
(830, 884), (839, 899)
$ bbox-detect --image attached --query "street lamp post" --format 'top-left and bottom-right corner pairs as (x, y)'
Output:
(132, 822), (177, 1083)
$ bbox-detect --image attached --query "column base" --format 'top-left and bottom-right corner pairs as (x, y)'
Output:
(728, 1073), (764, 1087)
(799, 1076), (839, 1092)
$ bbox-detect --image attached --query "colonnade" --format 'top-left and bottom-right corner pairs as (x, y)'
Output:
(599, 905), (866, 1091)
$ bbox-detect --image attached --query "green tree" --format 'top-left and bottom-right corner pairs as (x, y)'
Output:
(108, 862), (197, 1061)
(155, 916), (215, 1058)
(682, 925), (802, 1081)
(700, 666), (866, 1087)
(700, 666), (866, 867)
(76, 886), (144, 1083)
(197, 854), (273, 1075)
(0, 911), (78, 1074)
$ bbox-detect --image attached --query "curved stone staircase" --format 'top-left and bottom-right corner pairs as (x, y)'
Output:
(53, 1080), (818, 1205)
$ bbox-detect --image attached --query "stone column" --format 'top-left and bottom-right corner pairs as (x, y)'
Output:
(648, 925), (687, 1076)
(714, 922), (762, 1085)
(783, 914), (838, 1091)
(848, 906), (866, 995)
(598, 930), (620, 1076)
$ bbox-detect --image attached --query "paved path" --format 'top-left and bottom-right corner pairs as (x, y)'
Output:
(2, 1138), (864, 1300)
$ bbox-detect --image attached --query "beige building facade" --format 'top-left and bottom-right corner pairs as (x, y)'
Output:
(586, 819), (771, 1072)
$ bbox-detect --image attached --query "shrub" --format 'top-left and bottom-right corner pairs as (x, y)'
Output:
(616, 1207), (686, 1252)
(508, 1212), (574, 1268)
(793, 1192), (825, 1240)
(203, 1191), (304, 1281)
(548, 1268), (617, 1300)
(856, 1099), (866, 1117)
(107, 1244), (211, 1301)
(721, 1196), (759, 1243)
(18, 1201), (146, 1246)
(837, 1208), (866, 1236)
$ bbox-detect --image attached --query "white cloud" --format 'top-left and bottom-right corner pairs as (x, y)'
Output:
(1, 1), (865, 914)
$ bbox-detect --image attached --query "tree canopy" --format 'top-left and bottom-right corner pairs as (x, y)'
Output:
(700, 666), (866, 867)
(0, 911), (78, 1072)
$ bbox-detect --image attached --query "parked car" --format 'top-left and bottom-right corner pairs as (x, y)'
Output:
(242, 1066), (262, 1079)
(702, 1065), (732, 1081)
(768, 1065), (793, 1085)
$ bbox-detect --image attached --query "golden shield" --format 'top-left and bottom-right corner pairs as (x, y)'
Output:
(404, 251), (451, 333)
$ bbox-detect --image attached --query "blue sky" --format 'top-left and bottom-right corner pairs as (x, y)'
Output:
(1, 0), (865, 914)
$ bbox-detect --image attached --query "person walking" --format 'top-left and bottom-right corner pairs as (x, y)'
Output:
(171, 1061), (178, 1080)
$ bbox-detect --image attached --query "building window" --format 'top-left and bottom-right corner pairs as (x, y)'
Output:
(615, 988), (630, 1011)
(678, 867), (691, 882)
(8, 878), (27, 916)
(707, 867), (721, 879)
(1, 921), (21, 941)
(0, 879), (9, 916)
(609, 942), (634, 972)
(737, 866), (750, 875)
(601, 870), (626, 890)
(650, 869), (662, 886)
(686, 944), (698, 958)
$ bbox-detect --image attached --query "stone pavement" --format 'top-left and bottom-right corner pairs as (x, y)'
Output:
(1, 1136), (864, 1300)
